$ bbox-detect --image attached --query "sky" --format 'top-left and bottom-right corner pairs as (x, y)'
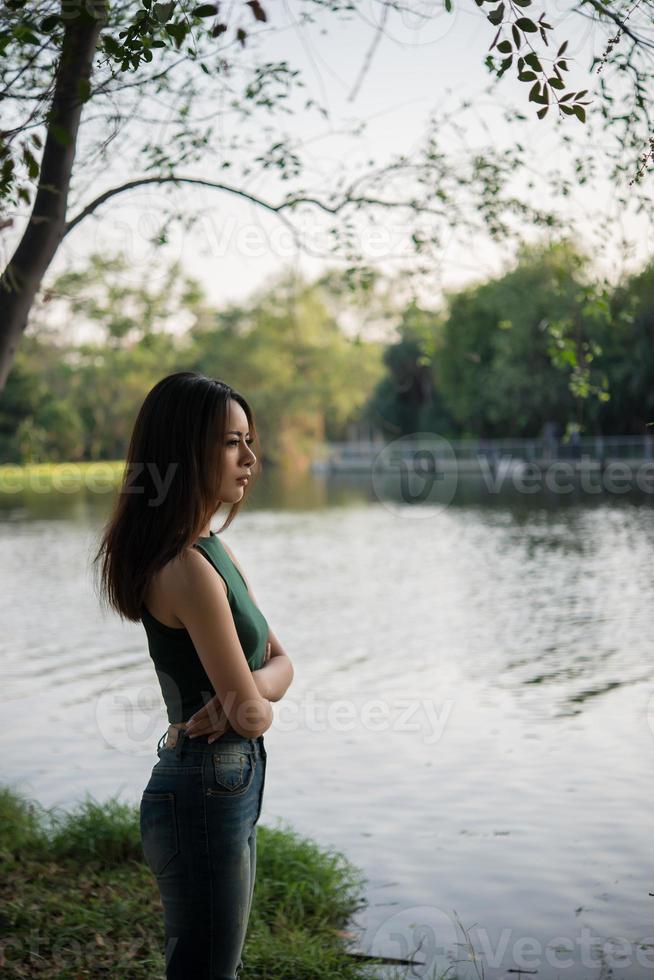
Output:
(9, 0), (654, 340)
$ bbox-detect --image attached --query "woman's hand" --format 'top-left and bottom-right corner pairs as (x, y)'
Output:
(184, 642), (272, 743)
(184, 696), (231, 743)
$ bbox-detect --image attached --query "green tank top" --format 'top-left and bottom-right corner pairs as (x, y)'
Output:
(141, 531), (269, 724)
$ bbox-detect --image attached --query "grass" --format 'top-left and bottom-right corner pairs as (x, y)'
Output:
(0, 460), (126, 495)
(0, 784), (447, 980)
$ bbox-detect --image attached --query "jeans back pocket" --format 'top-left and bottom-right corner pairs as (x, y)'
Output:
(209, 749), (256, 796)
(140, 791), (179, 876)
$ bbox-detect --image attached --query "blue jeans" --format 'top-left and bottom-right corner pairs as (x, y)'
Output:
(140, 726), (267, 979)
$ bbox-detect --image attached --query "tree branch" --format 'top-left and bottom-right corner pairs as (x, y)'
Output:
(576, 0), (654, 50)
(64, 172), (449, 241)
(64, 175), (300, 237)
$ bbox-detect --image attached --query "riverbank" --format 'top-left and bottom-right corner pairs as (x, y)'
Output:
(0, 785), (392, 979)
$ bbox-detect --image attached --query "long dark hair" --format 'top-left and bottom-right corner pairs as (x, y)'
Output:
(92, 371), (259, 622)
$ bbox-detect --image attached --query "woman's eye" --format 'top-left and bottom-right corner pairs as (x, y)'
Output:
(227, 439), (253, 446)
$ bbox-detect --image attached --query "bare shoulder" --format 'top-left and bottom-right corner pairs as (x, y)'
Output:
(162, 546), (228, 597)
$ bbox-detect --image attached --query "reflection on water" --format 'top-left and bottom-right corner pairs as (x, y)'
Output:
(1, 472), (653, 979)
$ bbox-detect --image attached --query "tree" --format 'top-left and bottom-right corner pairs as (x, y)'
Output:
(435, 240), (612, 436)
(594, 261), (654, 434)
(1, 0), (598, 392)
(365, 300), (458, 437)
(186, 268), (385, 466)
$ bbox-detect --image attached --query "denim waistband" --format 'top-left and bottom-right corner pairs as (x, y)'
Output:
(156, 723), (264, 757)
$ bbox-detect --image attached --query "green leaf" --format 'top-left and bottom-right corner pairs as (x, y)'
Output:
(524, 52), (541, 70)
(548, 76), (565, 89)
(444, 0), (453, 11)
(528, 80), (541, 102)
(153, 1), (175, 23)
(19, 30), (41, 45)
(497, 39), (512, 53)
(572, 104), (586, 122)
(515, 17), (537, 31)
(103, 36), (122, 57)
(487, 3), (505, 25)
(247, 0), (267, 20)
(560, 103), (575, 115)
(22, 147), (39, 179)
(165, 22), (188, 47)
(512, 24), (521, 47)
(557, 40), (568, 56)
(517, 71), (537, 81)
(537, 105), (548, 118)
(39, 14), (60, 31)
(192, 3), (218, 15)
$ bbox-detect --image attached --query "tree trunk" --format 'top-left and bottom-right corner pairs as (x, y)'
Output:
(0, 1), (106, 391)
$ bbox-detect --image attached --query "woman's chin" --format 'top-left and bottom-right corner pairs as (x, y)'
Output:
(220, 486), (245, 503)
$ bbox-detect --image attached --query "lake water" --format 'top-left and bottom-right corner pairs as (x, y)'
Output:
(2, 470), (653, 979)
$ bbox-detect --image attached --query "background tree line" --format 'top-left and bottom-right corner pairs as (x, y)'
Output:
(1, 238), (652, 468)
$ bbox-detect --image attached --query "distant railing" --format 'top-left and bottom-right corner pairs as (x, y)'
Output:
(311, 434), (654, 472)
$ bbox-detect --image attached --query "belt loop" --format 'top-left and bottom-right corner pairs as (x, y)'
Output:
(174, 727), (186, 760)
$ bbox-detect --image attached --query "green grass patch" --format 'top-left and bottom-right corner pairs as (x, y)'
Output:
(0, 785), (405, 979)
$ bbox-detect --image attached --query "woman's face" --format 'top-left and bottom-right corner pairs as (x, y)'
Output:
(216, 399), (257, 504)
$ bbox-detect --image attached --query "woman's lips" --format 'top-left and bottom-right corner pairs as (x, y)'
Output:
(236, 477), (249, 484)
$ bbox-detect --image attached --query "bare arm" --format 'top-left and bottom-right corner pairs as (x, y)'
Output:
(221, 541), (295, 703)
(172, 549), (273, 739)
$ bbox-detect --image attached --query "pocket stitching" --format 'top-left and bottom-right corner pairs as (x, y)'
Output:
(208, 751), (256, 797)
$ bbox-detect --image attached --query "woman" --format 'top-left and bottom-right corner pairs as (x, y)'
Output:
(93, 371), (294, 979)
